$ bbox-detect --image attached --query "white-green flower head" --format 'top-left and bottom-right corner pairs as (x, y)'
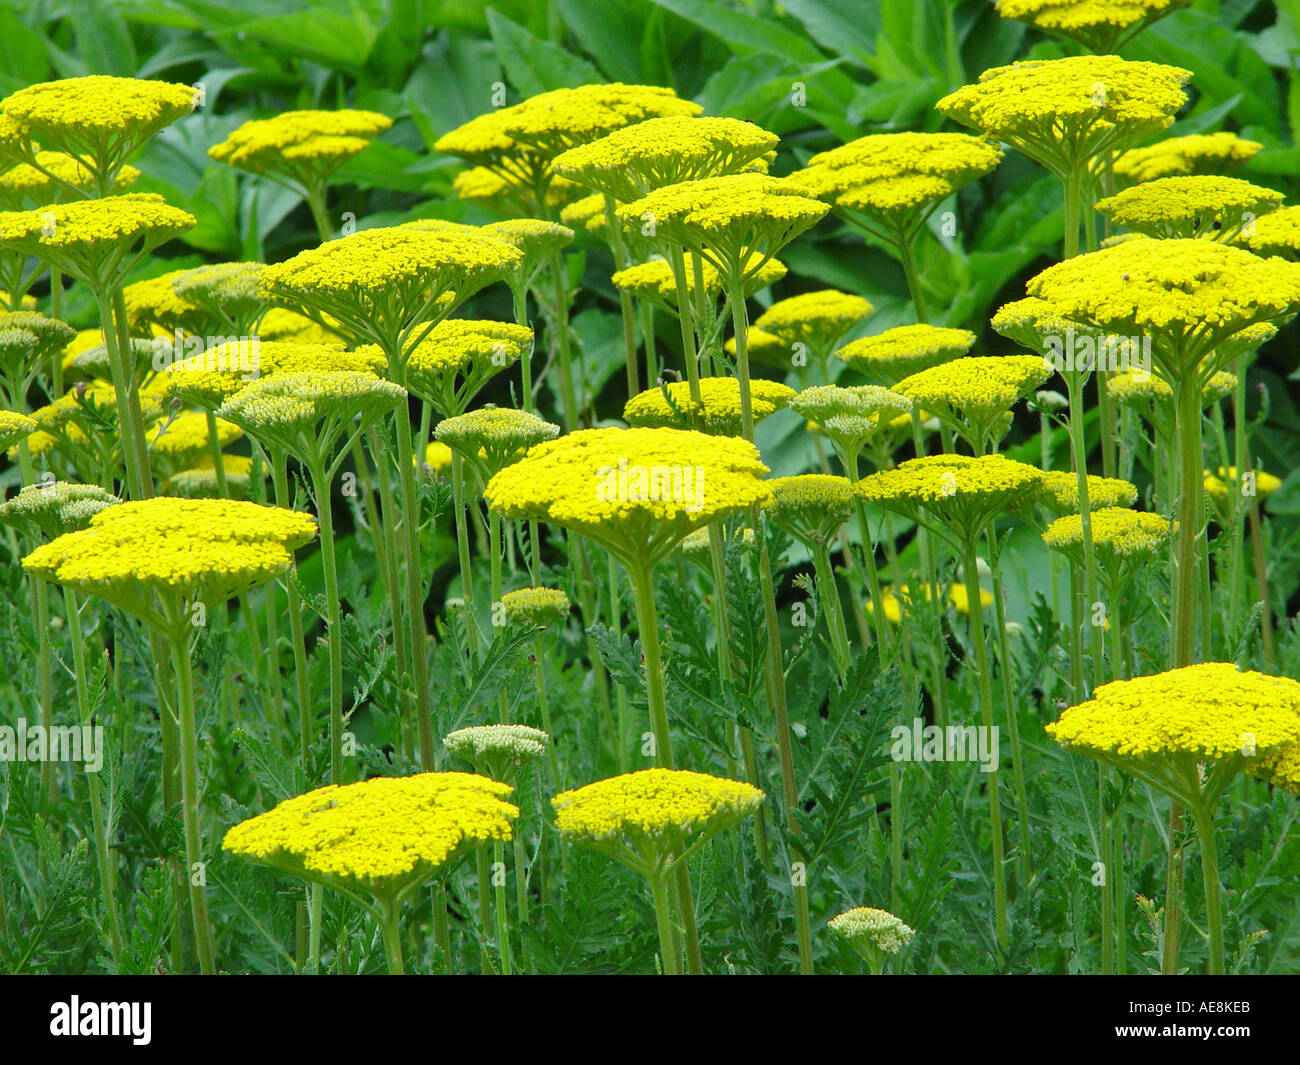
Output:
(829, 905), (915, 970)
(435, 406), (560, 477)
(444, 724), (551, 780)
(0, 480), (120, 540)
(789, 384), (912, 463)
(500, 585), (571, 630)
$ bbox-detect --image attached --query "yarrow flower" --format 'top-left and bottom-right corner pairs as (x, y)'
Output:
(222, 772), (517, 902)
(22, 497), (316, 632)
(163, 454), (258, 500)
(763, 474), (856, 547)
(612, 253), (786, 314)
(1235, 204), (1300, 259)
(753, 289), (873, 370)
(623, 377), (794, 436)
(172, 261), (267, 334)
(209, 109), (392, 184)
(0, 480), (118, 539)
(444, 724), (550, 777)
(937, 56), (1191, 180)
(829, 906), (915, 972)
(148, 410), (242, 474)
(435, 406), (560, 476)
(836, 324), (976, 386)
(1042, 506), (1174, 590)
(483, 426), (771, 567)
(1095, 176), (1283, 241)
(500, 586), (571, 629)
(995, 0), (1192, 53)
(1037, 470), (1138, 516)
(550, 115), (776, 203)
(867, 582), (992, 624)
(893, 355), (1050, 451)
(1204, 466), (1281, 513)
(0, 407), (36, 451)
(1112, 131), (1262, 185)
(0, 150), (139, 205)
(788, 384), (912, 471)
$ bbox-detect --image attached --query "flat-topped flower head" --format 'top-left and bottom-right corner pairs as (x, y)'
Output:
(482, 218), (574, 284)
(172, 262), (267, 333)
(483, 426), (770, 567)
(148, 411), (242, 474)
(501, 585), (571, 630)
(894, 355), (1050, 451)
(990, 296), (1110, 364)
(995, 0), (1192, 53)
(1204, 465), (1282, 513)
(222, 772), (517, 905)
(1108, 367), (1236, 442)
(836, 324), (976, 386)
(124, 268), (211, 335)
(0, 76), (196, 190)
(360, 318), (531, 418)
(856, 453), (1045, 547)
(613, 253), (785, 315)
(422, 441), (453, 478)
(1043, 507), (1173, 590)
(260, 226), (522, 361)
(453, 165), (585, 218)
(937, 57), (1191, 179)
(617, 173), (829, 280)
(445, 724), (550, 780)
(1249, 741), (1300, 794)
(678, 523), (754, 567)
(258, 307), (347, 347)
(209, 109), (392, 186)
(551, 115), (777, 203)
(163, 454), (257, 500)
(0, 150), (139, 205)
(552, 768), (763, 862)
(1037, 470), (1138, 516)
(1047, 662), (1300, 766)
(1096, 176), (1283, 241)
(497, 83), (702, 160)
(218, 371), (405, 464)
(1235, 204), (1300, 259)
(23, 496), (316, 630)
(726, 326), (792, 371)
(624, 377), (793, 436)
(0, 481), (120, 539)
(764, 474), (855, 546)
(1113, 131), (1263, 185)
(1026, 239), (1300, 381)
(0, 408), (36, 451)
(829, 905), (915, 957)
(799, 132), (1001, 238)
(790, 384), (913, 467)
(754, 290), (872, 360)
(0, 312), (77, 400)
(435, 406), (560, 476)
(0, 193), (196, 287)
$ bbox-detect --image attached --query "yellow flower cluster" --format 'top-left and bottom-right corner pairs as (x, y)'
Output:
(1204, 466), (1282, 506)
(1026, 239), (1300, 374)
(836, 324), (976, 386)
(500, 586), (571, 629)
(613, 253), (786, 309)
(799, 132), (1001, 224)
(995, 0), (1191, 52)
(0, 481), (118, 539)
(172, 261), (266, 328)
(209, 109), (391, 178)
(754, 290), (872, 354)
(23, 497), (316, 622)
(1037, 470), (1138, 515)
(435, 407), (559, 472)
(0, 151), (138, 203)
(1047, 663), (1300, 761)
(483, 426), (771, 565)
(1042, 507), (1173, 573)
(1236, 204), (1300, 258)
(937, 57), (1191, 168)
(0, 76), (195, 141)
(164, 455), (257, 500)
(1113, 131), (1263, 184)
(551, 115), (776, 202)
(0, 408), (36, 450)
(148, 410), (242, 464)
(868, 582), (992, 624)
(894, 355), (1048, 448)
(552, 768), (763, 849)
(616, 173), (829, 269)
(764, 474), (855, 545)
(124, 269), (210, 334)
(222, 772), (517, 899)
(623, 377), (794, 436)
(162, 340), (384, 410)
(1095, 176), (1283, 240)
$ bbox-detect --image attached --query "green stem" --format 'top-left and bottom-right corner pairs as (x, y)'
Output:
(898, 235), (929, 325)
(649, 869), (680, 975)
(1190, 800), (1224, 976)
(271, 455), (314, 775)
(306, 460), (345, 783)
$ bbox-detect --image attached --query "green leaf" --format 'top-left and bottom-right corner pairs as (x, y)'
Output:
(486, 7), (602, 98)
(645, 0), (828, 64)
(70, 0), (138, 76)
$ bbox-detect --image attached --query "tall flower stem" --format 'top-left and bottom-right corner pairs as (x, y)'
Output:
(451, 453), (482, 664)
(1065, 377), (1104, 691)
(963, 538), (1008, 952)
(366, 428), (413, 759)
(204, 410), (229, 497)
(164, 612), (216, 974)
(627, 558), (702, 975)
(95, 290), (152, 499)
(1189, 796), (1224, 976)
(726, 278), (814, 975)
(546, 249), (578, 431)
(305, 459), (345, 783)
(812, 541), (852, 678)
(988, 546), (1031, 887)
(376, 897), (404, 975)
(270, 455), (314, 774)
(648, 867), (680, 976)
(602, 193), (640, 399)
(898, 235), (928, 324)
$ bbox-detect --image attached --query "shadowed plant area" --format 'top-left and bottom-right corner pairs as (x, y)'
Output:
(1, 0), (1300, 984)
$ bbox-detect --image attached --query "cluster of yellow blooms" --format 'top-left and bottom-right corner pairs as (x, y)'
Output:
(500, 586), (571, 629)
(623, 377), (794, 436)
